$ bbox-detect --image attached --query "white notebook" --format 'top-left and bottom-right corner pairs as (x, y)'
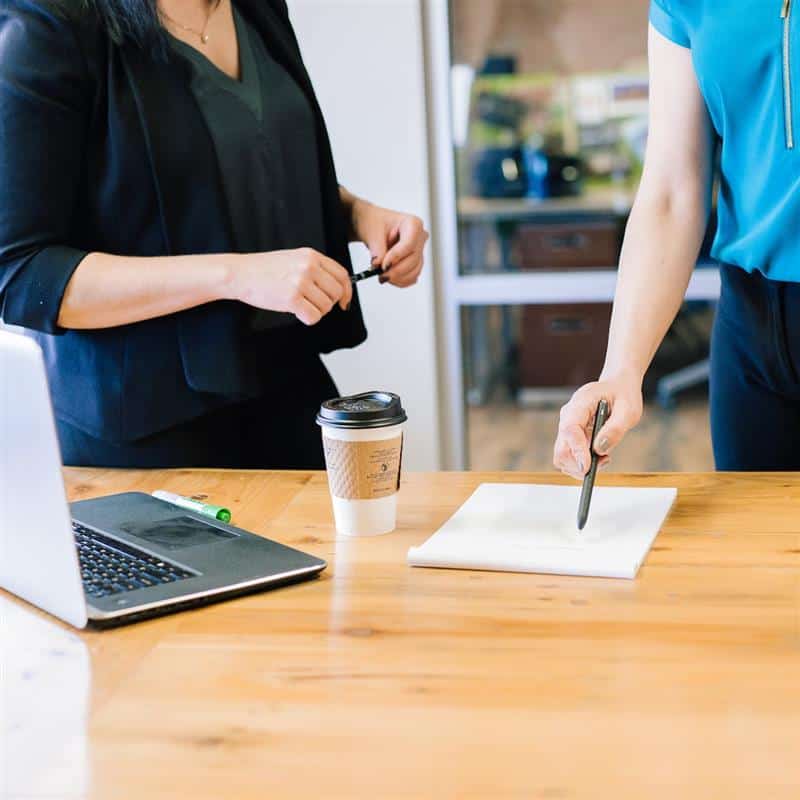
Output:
(407, 483), (678, 580)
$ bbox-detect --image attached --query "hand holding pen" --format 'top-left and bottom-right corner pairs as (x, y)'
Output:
(347, 197), (429, 288)
(553, 378), (644, 480)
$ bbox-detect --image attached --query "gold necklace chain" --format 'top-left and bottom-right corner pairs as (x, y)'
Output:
(160, 0), (221, 45)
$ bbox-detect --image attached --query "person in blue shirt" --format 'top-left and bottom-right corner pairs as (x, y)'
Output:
(555, 0), (800, 474)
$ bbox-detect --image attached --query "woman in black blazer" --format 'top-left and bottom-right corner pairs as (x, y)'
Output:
(0, 0), (428, 468)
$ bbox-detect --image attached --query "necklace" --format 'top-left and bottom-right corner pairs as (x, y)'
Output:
(160, 0), (221, 45)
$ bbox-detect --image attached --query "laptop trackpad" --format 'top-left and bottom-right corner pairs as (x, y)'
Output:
(117, 515), (237, 551)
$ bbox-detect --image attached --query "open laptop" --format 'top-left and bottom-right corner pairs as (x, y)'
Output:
(0, 331), (326, 628)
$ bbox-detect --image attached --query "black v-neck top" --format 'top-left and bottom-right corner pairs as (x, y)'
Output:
(170, 6), (327, 330)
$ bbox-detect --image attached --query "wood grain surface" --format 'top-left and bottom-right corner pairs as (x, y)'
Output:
(6, 469), (800, 799)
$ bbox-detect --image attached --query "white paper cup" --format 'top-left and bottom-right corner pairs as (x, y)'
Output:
(317, 392), (407, 537)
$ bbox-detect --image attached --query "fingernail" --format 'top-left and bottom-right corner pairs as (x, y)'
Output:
(382, 262), (392, 272)
(596, 437), (609, 454)
(577, 458), (585, 474)
(569, 447), (585, 475)
(345, 301), (351, 311)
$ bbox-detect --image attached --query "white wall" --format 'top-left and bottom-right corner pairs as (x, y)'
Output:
(287, 0), (441, 471)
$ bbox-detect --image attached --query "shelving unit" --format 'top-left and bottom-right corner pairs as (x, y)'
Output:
(454, 265), (720, 306)
(456, 192), (719, 407)
(456, 192), (720, 304)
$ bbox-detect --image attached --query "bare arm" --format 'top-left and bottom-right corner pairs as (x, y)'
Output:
(57, 248), (353, 330)
(553, 25), (715, 479)
(603, 26), (715, 381)
(57, 252), (232, 329)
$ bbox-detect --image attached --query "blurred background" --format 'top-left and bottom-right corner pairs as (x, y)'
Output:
(289, 0), (717, 473)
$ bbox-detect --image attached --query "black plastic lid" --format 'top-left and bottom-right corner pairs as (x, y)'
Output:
(316, 391), (407, 430)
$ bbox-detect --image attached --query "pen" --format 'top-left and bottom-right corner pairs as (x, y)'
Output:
(152, 490), (232, 523)
(351, 266), (383, 284)
(576, 399), (610, 531)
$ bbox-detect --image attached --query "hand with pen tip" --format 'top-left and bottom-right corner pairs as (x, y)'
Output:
(348, 197), (429, 288)
(553, 374), (644, 480)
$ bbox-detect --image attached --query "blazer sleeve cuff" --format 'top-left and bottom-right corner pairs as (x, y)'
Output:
(1, 245), (89, 334)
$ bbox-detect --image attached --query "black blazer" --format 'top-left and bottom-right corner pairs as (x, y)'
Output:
(0, 0), (367, 442)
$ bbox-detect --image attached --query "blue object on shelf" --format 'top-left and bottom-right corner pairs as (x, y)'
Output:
(523, 148), (584, 199)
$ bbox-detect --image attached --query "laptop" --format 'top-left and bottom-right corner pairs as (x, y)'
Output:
(0, 331), (327, 628)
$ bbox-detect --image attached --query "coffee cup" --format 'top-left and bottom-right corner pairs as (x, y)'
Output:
(316, 392), (407, 536)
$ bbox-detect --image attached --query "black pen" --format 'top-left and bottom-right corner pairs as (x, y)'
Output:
(351, 266), (383, 284)
(577, 399), (610, 531)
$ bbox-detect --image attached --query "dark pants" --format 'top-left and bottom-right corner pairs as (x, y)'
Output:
(58, 357), (338, 469)
(710, 264), (800, 470)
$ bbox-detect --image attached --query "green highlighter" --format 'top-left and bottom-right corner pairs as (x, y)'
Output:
(152, 490), (232, 523)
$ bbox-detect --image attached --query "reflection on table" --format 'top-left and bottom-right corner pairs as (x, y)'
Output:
(2, 598), (91, 798)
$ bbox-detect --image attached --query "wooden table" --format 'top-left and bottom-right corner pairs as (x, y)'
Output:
(5, 470), (800, 798)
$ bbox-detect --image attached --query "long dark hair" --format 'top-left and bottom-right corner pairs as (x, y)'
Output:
(81, 0), (165, 51)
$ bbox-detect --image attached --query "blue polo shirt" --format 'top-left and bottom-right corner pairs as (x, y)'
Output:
(650, 1), (800, 281)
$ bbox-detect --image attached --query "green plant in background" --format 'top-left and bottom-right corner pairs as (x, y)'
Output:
(468, 73), (568, 150)
(466, 69), (649, 189)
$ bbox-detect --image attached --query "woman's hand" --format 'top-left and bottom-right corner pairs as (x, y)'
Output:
(553, 373), (644, 480)
(348, 196), (429, 288)
(227, 248), (353, 326)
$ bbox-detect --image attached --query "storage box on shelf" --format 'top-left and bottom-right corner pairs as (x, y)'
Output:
(514, 219), (622, 271)
(517, 303), (612, 405)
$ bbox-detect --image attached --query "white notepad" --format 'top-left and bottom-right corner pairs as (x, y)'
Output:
(407, 483), (677, 580)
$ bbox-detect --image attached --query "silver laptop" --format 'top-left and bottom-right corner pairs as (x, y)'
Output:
(0, 331), (326, 628)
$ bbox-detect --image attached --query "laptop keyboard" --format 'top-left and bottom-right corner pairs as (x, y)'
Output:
(72, 522), (194, 599)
